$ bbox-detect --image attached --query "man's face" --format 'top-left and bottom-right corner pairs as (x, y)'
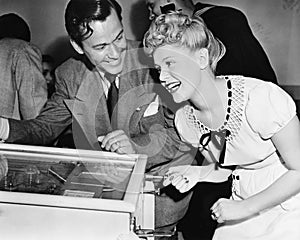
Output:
(146, 0), (177, 20)
(79, 10), (127, 75)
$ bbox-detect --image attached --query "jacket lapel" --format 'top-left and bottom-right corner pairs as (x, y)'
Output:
(63, 40), (157, 146)
(116, 44), (156, 134)
(64, 70), (111, 149)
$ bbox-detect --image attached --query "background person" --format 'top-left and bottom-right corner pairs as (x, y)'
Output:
(0, 13), (47, 120)
(42, 54), (56, 98)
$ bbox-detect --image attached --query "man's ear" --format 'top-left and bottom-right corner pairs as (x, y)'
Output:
(197, 48), (209, 69)
(70, 39), (84, 54)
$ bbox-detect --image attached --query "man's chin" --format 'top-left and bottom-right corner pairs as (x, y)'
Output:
(103, 62), (124, 75)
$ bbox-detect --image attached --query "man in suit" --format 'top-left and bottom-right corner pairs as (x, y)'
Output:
(0, 0), (194, 238)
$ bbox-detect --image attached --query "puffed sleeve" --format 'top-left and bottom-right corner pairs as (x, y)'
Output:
(245, 82), (296, 139)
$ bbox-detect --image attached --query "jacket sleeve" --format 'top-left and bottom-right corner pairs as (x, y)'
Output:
(6, 63), (74, 145)
(14, 44), (47, 119)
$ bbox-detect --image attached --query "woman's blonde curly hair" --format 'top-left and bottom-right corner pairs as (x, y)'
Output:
(143, 12), (226, 73)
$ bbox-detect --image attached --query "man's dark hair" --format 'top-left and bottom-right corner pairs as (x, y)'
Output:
(0, 13), (31, 42)
(65, 0), (122, 47)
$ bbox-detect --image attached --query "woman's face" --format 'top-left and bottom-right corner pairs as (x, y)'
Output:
(153, 44), (202, 103)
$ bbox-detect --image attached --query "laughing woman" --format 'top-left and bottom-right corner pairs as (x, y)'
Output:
(143, 12), (300, 240)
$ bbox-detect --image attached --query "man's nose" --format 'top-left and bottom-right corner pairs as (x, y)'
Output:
(108, 43), (121, 59)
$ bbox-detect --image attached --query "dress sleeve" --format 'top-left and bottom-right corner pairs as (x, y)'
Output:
(245, 82), (296, 139)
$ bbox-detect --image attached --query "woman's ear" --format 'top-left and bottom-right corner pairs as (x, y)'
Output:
(70, 39), (84, 55)
(197, 48), (209, 69)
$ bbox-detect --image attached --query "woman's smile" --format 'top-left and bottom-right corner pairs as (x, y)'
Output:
(165, 80), (182, 93)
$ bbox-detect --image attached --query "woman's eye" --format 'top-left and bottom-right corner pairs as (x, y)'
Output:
(166, 61), (174, 67)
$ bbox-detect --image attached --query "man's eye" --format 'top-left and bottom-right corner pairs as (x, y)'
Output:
(96, 45), (106, 51)
(117, 34), (123, 41)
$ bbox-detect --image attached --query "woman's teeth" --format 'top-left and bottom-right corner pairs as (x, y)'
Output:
(166, 82), (181, 93)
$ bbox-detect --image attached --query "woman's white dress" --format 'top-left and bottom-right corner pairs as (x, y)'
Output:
(174, 76), (300, 240)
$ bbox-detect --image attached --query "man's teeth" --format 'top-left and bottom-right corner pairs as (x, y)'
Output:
(166, 82), (181, 93)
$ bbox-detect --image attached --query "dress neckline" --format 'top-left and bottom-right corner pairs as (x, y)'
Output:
(184, 75), (245, 143)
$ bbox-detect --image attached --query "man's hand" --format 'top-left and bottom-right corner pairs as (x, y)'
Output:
(98, 130), (136, 154)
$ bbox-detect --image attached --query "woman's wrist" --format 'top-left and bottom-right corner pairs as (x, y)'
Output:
(197, 164), (215, 181)
(242, 198), (260, 217)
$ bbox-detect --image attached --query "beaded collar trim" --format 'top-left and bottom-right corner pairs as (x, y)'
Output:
(184, 75), (245, 143)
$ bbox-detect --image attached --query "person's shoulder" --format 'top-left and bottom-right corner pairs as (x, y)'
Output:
(56, 56), (89, 73)
(0, 38), (31, 49)
(243, 76), (278, 93)
(55, 57), (95, 91)
(0, 38), (42, 58)
(213, 5), (245, 16)
(240, 76), (273, 98)
(243, 76), (296, 139)
(207, 5), (247, 22)
(243, 76), (295, 114)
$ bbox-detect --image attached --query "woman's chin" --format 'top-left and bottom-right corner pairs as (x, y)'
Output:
(173, 94), (186, 103)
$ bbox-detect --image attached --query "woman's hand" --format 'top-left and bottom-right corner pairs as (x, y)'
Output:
(162, 165), (200, 193)
(210, 198), (256, 223)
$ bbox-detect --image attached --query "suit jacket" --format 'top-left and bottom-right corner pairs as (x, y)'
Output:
(194, 3), (277, 83)
(0, 38), (47, 120)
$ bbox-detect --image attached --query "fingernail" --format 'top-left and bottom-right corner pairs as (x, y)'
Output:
(98, 136), (104, 141)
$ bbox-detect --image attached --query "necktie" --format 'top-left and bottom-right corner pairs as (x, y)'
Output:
(105, 73), (119, 119)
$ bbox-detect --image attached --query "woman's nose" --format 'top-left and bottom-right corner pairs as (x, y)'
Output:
(159, 70), (169, 85)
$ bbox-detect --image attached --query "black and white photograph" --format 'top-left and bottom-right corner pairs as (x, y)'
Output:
(0, 0), (300, 239)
